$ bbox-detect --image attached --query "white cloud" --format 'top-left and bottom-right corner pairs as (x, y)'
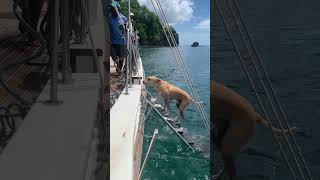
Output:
(193, 19), (210, 30)
(137, 0), (194, 24)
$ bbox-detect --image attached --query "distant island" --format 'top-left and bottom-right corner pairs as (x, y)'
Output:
(120, 0), (179, 46)
(191, 42), (199, 47)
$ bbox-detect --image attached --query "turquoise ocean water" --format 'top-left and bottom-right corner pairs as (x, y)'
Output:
(140, 46), (210, 180)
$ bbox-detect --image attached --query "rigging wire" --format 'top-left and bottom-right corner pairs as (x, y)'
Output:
(215, 1), (298, 179)
(230, 0), (313, 178)
(224, 0), (306, 179)
(155, 0), (210, 130)
(215, 0), (313, 179)
(154, 0), (210, 130)
(150, 0), (210, 133)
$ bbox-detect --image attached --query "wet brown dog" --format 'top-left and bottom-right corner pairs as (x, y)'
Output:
(143, 76), (192, 118)
(211, 80), (296, 180)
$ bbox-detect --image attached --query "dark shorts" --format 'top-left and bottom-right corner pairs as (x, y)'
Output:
(111, 44), (127, 61)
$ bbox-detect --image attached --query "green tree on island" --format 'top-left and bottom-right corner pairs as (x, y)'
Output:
(119, 0), (179, 46)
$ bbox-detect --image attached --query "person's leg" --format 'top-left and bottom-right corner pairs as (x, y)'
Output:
(111, 44), (123, 73)
(110, 45), (117, 62)
(116, 45), (125, 72)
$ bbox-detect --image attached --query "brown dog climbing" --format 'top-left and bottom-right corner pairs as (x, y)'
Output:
(143, 76), (192, 118)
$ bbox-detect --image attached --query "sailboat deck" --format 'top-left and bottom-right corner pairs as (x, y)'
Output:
(110, 55), (145, 180)
(0, 73), (100, 180)
(110, 84), (144, 179)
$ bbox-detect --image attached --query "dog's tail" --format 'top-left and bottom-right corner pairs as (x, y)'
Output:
(255, 113), (296, 135)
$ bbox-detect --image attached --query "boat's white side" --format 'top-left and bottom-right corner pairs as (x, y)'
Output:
(110, 56), (145, 180)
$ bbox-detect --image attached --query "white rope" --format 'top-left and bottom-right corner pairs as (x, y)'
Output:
(230, 1), (312, 178)
(224, 0), (307, 179)
(215, 2), (298, 179)
(215, 0), (315, 179)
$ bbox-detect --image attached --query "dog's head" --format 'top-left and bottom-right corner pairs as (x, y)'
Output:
(143, 76), (161, 85)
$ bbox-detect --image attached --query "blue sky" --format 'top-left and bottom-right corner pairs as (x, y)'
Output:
(137, 0), (210, 45)
(175, 0), (210, 45)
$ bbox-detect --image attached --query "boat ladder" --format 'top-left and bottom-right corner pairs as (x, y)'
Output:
(143, 89), (209, 154)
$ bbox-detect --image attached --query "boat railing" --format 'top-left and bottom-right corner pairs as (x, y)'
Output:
(47, 0), (106, 103)
(125, 19), (141, 93)
(109, 2), (142, 108)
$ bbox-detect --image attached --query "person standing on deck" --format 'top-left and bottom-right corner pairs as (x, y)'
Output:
(109, 1), (128, 73)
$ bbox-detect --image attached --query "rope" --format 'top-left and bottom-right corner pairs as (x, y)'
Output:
(0, 103), (27, 147)
(1, 0), (47, 71)
(215, 1), (297, 179)
(230, 0), (313, 179)
(224, 0), (307, 179)
(216, 0), (313, 179)
(0, 46), (35, 106)
(150, 0), (210, 133)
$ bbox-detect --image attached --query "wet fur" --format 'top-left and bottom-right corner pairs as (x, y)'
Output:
(211, 80), (296, 180)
